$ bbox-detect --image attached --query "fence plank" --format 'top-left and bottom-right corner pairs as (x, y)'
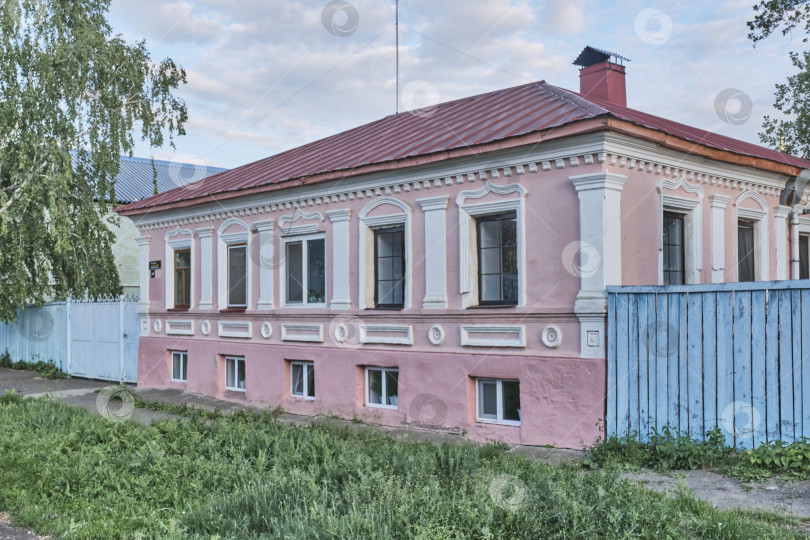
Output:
(751, 290), (767, 448)
(792, 290), (803, 439)
(802, 290), (810, 440)
(716, 291), (735, 447)
(606, 293), (617, 436)
(617, 294), (630, 435)
(733, 291), (753, 449)
(628, 295), (639, 436)
(658, 294), (671, 433)
(678, 293), (689, 434)
(687, 293), (703, 439)
(638, 294), (650, 438)
(702, 293), (717, 436)
(779, 290), (794, 441)
(647, 293), (658, 440)
(765, 289), (780, 442)
(664, 294), (681, 430)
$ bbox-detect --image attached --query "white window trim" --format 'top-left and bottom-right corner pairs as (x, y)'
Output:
(456, 182), (526, 308)
(365, 367), (399, 410)
(170, 351), (187, 382)
(657, 175), (704, 285)
(224, 355), (246, 392)
(281, 232), (328, 308)
(735, 190), (769, 281)
(165, 226), (194, 309)
(217, 218), (251, 310)
(290, 361), (315, 400)
(358, 197), (412, 310)
(475, 378), (521, 426)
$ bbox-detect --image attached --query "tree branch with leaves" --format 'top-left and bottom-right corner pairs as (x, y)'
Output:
(0, 0), (187, 321)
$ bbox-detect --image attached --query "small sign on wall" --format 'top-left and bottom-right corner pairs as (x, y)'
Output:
(149, 260), (161, 278)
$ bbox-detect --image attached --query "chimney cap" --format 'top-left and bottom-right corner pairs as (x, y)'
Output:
(573, 46), (630, 68)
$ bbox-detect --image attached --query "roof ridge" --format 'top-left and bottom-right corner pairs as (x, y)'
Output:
(539, 82), (611, 117)
(119, 154), (228, 170)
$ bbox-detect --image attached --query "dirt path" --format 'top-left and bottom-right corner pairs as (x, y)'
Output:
(622, 470), (810, 520)
(0, 513), (50, 540)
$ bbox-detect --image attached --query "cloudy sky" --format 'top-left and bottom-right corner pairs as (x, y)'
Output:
(107, 0), (808, 171)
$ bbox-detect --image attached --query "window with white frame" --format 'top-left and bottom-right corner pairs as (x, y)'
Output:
(284, 235), (326, 305)
(225, 356), (246, 391)
(657, 176), (704, 285)
(227, 244), (247, 308)
(801, 234), (809, 280)
(171, 351), (187, 382)
(734, 191), (769, 282)
(174, 249), (191, 308)
(738, 219), (756, 282)
(662, 212), (685, 285)
(476, 378), (521, 425)
(358, 197), (411, 310)
(165, 227), (194, 310)
(291, 361), (315, 399)
(366, 367), (398, 409)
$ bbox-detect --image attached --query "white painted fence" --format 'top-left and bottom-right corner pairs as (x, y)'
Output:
(0, 296), (140, 383)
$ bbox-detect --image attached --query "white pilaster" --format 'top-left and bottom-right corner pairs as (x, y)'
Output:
(418, 195), (449, 308)
(709, 194), (730, 283)
(774, 205), (790, 281)
(569, 172), (627, 359)
(135, 235), (151, 314)
(792, 212), (801, 279)
(326, 209), (352, 310)
(196, 227), (214, 310)
(254, 219), (275, 310)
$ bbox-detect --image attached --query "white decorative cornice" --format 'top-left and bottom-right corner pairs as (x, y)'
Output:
(735, 189), (768, 212)
(165, 225), (193, 240)
(657, 172), (704, 199)
(456, 180), (526, 207)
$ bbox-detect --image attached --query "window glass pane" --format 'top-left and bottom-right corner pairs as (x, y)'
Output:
(501, 218), (517, 247)
(392, 255), (404, 280)
(228, 246), (247, 307)
(181, 353), (187, 381)
(175, 250), (190, 268)
(502, 273), (518, 303)
(385, 370), (398, 407)
(172, 353), (182, 380)
(377, 281), (394, 305)
(307, 239), (326, 304)
(480, 381), (497, 418)
(175, 272), (185, 307)
(377, 232), (393, 257)
(378, 257), (393, 280)
(292, 363), (304, 396)
(286, 242), (303, 303)
(480, 274), (501, 302)
(800, 236), (809, 280)
(502, 381), (521, 422)
(307, 364), (315, 398)
(237, 359), (246, 390)
(738, 221), (756, 282)
(368, 369), (382, 404)
(226, 358), (235, 388)
(480, 247), (500, 274)
(502, 246), (517, 274)
(479, 220), (500, 248)
(392, 280), (404, 305)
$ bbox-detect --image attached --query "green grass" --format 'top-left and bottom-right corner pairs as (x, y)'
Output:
(0, 394), (804, 539)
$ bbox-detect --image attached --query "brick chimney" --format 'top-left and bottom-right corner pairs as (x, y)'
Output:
(573, 46), (629, 107)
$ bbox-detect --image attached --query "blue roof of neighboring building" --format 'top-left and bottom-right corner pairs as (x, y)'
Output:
(112, 155), (229, 204)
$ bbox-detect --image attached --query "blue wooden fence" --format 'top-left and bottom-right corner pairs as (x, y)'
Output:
(607, 280), (810, 449)
(0, 297), (140, 383)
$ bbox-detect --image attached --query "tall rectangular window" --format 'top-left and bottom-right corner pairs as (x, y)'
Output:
(663, 212), (685, 285)
(801, 235), (809, 280)
(374, 226), (405, 308)
(227, 244), (247, 308)
(477, 213), (518, 306)
(174, 249), (191, 308)
(366, 367), (398, 409)
(171, 351), (187, 382)
(225, 356), (246, 391)
(738, 220), (756, 282)
(476, 378), (521, 425)
(291, 361), (315, 399)
(285, 237), (325, 305)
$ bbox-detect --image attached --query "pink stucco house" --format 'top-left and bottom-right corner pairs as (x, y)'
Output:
(117, 47), (810, 449)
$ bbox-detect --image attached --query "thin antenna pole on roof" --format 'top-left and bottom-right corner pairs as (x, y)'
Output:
(396, 0), (399, 115)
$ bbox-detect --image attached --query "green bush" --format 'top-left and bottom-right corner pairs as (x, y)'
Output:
(0, 399), (801, 539)
(730, 439), (810, 481)
(0, 350), (69, 379)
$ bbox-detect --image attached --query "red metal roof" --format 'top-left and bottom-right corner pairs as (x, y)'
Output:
(118, 81), (810, 213)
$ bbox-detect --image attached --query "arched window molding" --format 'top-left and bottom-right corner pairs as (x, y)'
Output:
(657, 174), (704, 284)
(358, 197), (412, 309)
(456, 181), (527, 308)
(217, 218), (251, 310)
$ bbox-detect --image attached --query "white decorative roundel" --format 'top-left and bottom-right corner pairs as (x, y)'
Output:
(428, 325), (445, 346)
(200, 320), (211, 336)
(261, 322), (272, 339)
(152, 319), (162, 333)
(541, 325), (562, 349)
(334, 323), (348, 343)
